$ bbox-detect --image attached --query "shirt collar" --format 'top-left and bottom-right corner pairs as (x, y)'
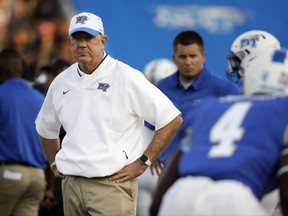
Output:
(77, 52), (109, 77)
(175, 66), (209, 90)
(191, 66), (209, 90)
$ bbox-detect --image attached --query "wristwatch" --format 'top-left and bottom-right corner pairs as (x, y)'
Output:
(138, 154), (152, 166)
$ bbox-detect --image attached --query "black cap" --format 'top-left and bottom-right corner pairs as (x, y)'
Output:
(40, 59), (70, 75)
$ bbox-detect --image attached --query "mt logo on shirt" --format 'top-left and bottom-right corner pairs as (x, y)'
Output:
(97, 83), (111, 92)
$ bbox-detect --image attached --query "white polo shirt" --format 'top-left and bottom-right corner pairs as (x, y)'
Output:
(35, 54), (180, 177)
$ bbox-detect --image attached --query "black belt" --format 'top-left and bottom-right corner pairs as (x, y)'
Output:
(1, 161), (36, 167)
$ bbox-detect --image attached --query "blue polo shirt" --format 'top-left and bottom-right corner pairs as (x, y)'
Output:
(0, 78), (47, 168)
(146, 67), (240, 163)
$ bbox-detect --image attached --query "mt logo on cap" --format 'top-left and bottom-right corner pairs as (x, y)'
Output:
(68, 12), (104, 37)
(76, 16), (88, 25)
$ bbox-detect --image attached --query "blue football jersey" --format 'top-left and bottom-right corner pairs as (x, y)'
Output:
(178, 95), (288, 200)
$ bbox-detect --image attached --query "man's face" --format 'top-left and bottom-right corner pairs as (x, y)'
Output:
(69, 31), (107, 68)
(173, 43), (206, 81)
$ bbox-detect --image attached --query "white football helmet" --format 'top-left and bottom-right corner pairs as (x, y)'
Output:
(227, 30), (281, 83)
(143, 58), (177, 83)
(243, 48), (288, 96)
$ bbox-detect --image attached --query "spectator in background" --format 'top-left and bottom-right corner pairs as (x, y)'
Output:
(150, 48), (288, 216)
(34, 58), (70, 95)
(31, 0), (73, 75)
(0, 48), (48, 216)
(0, 0), (10, 50)
(5, 0), (74, 84)
(145, 30), (240, 169)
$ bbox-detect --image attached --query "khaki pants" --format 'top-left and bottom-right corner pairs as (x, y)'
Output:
(62, 176), (138, 216)
(0, 164), (45, 216)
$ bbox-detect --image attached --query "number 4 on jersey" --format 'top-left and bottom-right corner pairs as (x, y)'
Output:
(208, 102), (252, 158)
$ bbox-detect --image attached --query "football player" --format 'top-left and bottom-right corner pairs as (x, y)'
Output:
(150, 48), (288, 216)
(227, 30), (280, 86)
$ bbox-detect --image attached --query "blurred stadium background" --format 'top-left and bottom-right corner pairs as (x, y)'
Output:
(2, 0), (287, 81)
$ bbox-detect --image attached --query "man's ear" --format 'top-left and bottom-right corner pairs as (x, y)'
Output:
(101, 35), (108, 47)
(202, 51), (207, 60)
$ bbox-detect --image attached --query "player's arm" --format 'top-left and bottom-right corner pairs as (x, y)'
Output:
(149, 150), (182, 216)
(278, 147), (288, 216)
